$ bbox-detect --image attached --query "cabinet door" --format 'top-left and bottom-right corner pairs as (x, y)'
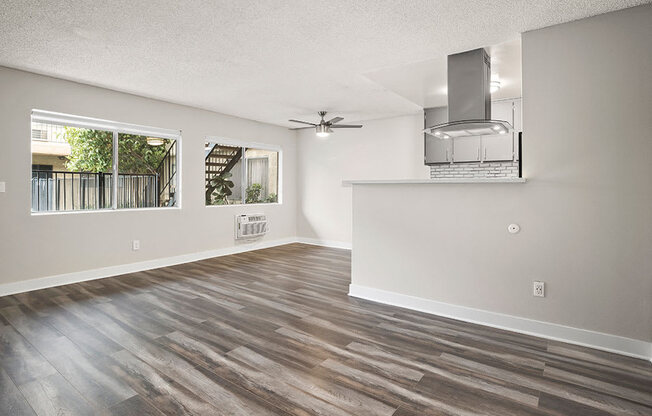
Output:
(424, 107), (450, 164)
(491, 100), (513, 124)
(424, 107), (447, 127)
(513, 98), (522, 132)
(425, 136), (452, 164)
(453, 137), (481, 162)
(482, 134), (514, 162)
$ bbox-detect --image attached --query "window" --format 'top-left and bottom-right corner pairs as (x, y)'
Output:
(205, 140), (280, 206)
(31, 110), (180, 213)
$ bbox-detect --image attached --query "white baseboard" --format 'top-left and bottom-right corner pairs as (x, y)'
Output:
(0, 237), (297, 297)
(2, 239), (647, 361)
(295, 237), (352, 250)
(0, 237), (351, 298)
(349, 284), (652, 361)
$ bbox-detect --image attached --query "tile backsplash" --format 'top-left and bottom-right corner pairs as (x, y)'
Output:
(430, 161), (519, 179)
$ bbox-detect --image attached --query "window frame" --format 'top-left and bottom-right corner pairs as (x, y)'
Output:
(204, 136), (282, 207)
(30, 109), (182, 215)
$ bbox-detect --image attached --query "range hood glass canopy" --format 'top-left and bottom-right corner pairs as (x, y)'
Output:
(426, 119), (512, 139)
(425, 48), (513, 139)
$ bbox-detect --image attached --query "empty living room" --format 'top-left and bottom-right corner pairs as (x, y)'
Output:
(0, 1), (650, 415)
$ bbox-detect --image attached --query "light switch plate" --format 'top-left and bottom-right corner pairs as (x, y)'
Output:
(0, 182), (5, 193)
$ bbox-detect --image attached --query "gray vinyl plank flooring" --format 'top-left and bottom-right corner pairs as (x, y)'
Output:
(0, 243), (649, 415)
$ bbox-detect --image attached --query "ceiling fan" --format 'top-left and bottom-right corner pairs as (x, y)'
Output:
(289, 111), (362, 137)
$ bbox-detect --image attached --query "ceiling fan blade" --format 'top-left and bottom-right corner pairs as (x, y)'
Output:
(289, 126), (316, 130)
(329, 124), (363, 128)
(288, 119), (317, 126)
(327, 116), (344, 124)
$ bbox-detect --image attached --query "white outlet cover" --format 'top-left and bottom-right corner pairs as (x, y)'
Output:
(132, 240), (140, 251)
(533, 281), (545, 297)
(0, 182), (5, 193)
(508, 223), (520, 233)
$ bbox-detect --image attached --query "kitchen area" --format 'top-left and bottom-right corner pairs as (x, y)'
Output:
(425, 97), (522, 179)
(347, 46), (529, 321)
(343, 8), (652, 358)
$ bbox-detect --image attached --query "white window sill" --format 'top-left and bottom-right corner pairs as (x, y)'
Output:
(206, 202), (282, 208)
(30, 206), (182, 216)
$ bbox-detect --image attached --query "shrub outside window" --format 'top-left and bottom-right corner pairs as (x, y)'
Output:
(205, 140), (280, 206)
(31, 110), (180, 213)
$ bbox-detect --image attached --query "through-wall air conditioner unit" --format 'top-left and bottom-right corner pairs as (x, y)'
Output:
(235, 214), (268, 240)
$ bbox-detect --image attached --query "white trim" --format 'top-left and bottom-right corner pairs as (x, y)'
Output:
(204, 136), (282, 205)
(112, 130), (119, 209)
(277, 147), (283, 204)
(30, 206), (182, 216)
(205, 136), (282, 152)
(348, 284), (652, 361)
(30, 109), (183, 212)
(0, 238), (353, 298)
(31, 109), (181, 140)
(0, 238), (296, 298)
(296, 237), (352, 250)
(205, 203), (282, 209)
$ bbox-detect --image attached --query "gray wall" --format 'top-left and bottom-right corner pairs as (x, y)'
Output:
(297, 114), (429, 244)
(0, 67), (297, 286)
(351, 5), (652, 342)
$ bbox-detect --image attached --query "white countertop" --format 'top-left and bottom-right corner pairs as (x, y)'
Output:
(342, 178), (527, 186)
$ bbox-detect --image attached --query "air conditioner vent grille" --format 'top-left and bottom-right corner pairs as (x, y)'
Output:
(235, 214), (268, 239)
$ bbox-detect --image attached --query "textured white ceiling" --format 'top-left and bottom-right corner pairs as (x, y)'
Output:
(0, 1), (647, 127)
(365, 38), (523, 109)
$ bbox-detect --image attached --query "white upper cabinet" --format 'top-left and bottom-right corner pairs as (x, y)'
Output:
(482, 134), (514, 161)
(480, 98), (521, 162)
(424, 99), (521, 164)
(513, 98), (522, 132)
(425, 137), (452, 164)
(491, 99), (513, 124)
(453, 137), (482, 162)
(424, 107), (452, 164)
(425, 106), (447, 127)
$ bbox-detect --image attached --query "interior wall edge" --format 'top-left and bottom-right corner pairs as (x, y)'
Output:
(349, 283), (652, 361)
(295, 237), (352, 250)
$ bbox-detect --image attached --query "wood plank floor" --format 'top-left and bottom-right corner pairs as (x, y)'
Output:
(0, 243), (650, 415)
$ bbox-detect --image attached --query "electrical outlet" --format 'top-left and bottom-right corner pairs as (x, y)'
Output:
(533, 281), (545, 297)
(132, 240), (140, 251)
(0, 182), (5, 193)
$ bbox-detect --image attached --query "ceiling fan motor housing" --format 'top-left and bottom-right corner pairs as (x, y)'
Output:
(288, 111), (362, 134)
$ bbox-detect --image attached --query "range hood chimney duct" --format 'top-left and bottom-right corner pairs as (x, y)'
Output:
(425, 48), (513, 139)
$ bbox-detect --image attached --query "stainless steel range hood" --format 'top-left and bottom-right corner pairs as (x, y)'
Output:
(424, 48), (513, 138)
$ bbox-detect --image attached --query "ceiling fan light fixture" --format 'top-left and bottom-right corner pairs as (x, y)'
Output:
(289, 111), (362, 135)
(315, 124), (331, 138)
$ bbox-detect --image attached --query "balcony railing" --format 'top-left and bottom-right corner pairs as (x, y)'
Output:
(31, 170), (159, 212)
(157, 141), (177, 207)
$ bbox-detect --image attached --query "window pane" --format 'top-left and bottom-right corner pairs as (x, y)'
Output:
(245, 148), (278, 204)
(31, 122), (113, 212)
(205, 142), (243, 205)
(117, 134), (177, 209)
